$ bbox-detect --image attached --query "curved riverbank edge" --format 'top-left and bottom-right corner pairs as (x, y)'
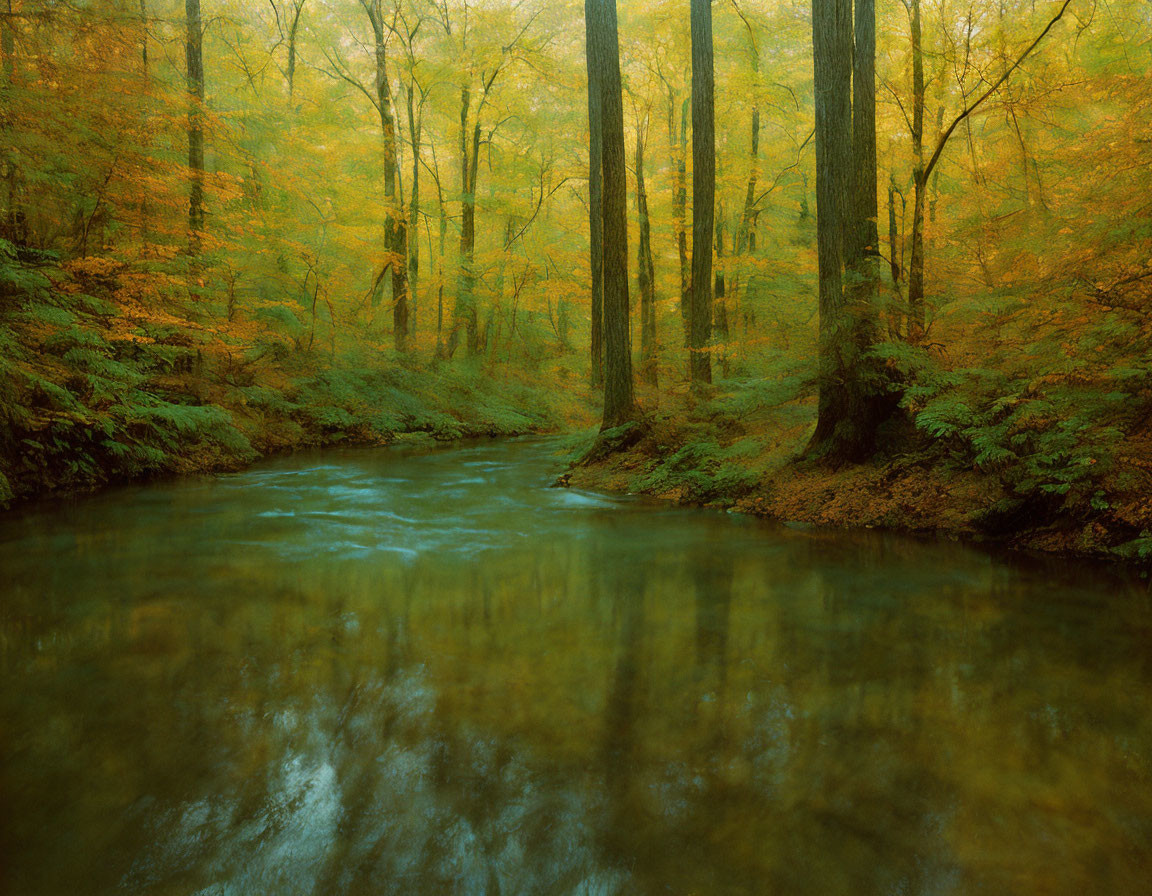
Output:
(0, 420), (562, 515)
(558, 418), (1152, 571)
(6, 410), (1149, 573)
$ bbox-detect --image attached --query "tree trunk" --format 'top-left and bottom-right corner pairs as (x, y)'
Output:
(887, 172), (903, 338)
(586, 0), (604, 387)
(714, 203), (728, 370)
(668, 89), (690, 342)
(139, 0), (151, 245)
(888, 173), (901, 285)
(406, 83), (421, 338)
(140, 0), (148, 71)
(367, 9), (409, 352)
(852, 0), (878, 259)
(689, 0), (714, 388)
(588, 0), (634, 429)
(907, 0), (927, 341)
(288, 1), (305, 99)
(810, 0), (855, 455)
(437, 166), (447, 356)
(186, 0), (205, 257)
(452, 85), (480, 357)
(736, 14), (760, 257)
(636, 124), (657, 388)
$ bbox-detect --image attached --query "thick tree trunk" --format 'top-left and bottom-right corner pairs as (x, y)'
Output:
(588, 0), (634, 429)
(810, 0), (887, 460)
(689, 0), (714, 388)
(636, 126), (657, 388)
(186, 0), (205, 257)
(586, 0), (604, 387)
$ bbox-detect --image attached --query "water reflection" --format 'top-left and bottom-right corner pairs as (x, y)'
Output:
(1, 438), (1150, 895)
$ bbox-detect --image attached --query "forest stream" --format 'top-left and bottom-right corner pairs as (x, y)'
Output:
(1, 437), (1150, 895)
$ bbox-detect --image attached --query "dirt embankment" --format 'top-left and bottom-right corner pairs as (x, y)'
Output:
(561, 416), (1151, 567)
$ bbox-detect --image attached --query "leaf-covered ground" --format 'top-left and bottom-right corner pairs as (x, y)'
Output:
(563, 376), (1152, 566)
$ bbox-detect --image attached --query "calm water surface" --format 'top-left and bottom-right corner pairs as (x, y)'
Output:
(1, 438), (1150, 895)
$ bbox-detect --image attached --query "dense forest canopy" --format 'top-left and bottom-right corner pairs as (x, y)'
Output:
(0, 0), (1150, 555)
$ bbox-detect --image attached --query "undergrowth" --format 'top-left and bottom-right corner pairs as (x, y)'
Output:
(0, 243), (569, 507)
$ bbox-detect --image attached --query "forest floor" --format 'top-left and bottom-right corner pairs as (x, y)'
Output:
(560, 402), (1152, 568)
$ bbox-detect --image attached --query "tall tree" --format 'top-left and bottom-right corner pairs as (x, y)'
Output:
(358, 0), (409, 351)
(689, 0), (714, 387)
(810, 0), (856, 457)
(586, 0), (604, 387)
(636, 114), (658, 388)
(439, 4), (539, 357)
(661, 82), (690, 343)
(907, 0), (926, 339)
(587, 0), (634, 428)
(732, 0), (760, 257)
(186, 0), (205, 257)
(389, 7), (427, 339)
(851, 0), (878, 262)
(810, 0), (887, 460)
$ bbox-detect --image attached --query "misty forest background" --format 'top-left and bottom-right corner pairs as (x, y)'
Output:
(0, 0), (1150, 558)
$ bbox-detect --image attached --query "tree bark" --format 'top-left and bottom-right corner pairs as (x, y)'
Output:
(586, 0), (604, 387)
(735, 8), (760, 257)
(406, 82), (421, 336)
(451, 85), (482, 356)
(907, 0), (927, 340)
(852, 0), (878, 259)
(139, 0), (148, 71)
(714, 202), (728, 368)
(139, 0), (150, 244)
(667, 88), (690, 342)
(810, 0), (855, 455)
(369, 6), (409, 351)
(186, 0), (205, 257)
(287, 1), (305, 99)
(587, 0), (634, 429)
(636, 123), (657, 388)
(689, 0), (714, 388)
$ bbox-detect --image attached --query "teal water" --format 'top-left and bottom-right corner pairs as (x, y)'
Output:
(1, 438), (1149, 894)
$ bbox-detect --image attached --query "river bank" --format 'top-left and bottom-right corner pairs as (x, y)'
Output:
(561, 412), (1152, 568)
(0, 245), (595, 511)
(0, 367), (589, 511)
